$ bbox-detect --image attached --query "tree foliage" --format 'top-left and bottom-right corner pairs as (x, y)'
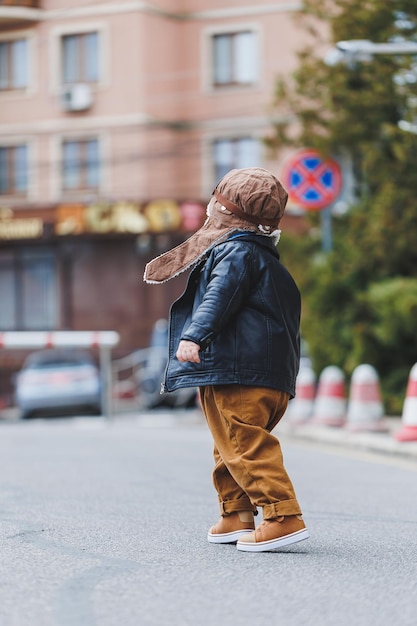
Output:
(273, 0), (417, 413)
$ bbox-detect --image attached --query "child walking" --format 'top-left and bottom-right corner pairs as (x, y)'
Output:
(144, 167), (309, 552)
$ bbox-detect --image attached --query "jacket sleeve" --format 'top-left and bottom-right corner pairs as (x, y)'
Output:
(181, 243), (254, 349)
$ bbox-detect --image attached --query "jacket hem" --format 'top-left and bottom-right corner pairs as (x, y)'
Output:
(164, 374), (296, 398)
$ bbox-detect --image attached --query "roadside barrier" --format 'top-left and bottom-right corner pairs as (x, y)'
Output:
(395, 362), (417, 442)
(287, 365), (316, 423)
(345, 364), (388, 432)
(0, 331), (119, 418)
(312, 365), (346, 427)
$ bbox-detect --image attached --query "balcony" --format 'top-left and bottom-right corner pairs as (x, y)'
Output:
(0, 1), (42, 25)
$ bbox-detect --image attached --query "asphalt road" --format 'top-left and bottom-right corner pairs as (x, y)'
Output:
(1, 411), (416, 626)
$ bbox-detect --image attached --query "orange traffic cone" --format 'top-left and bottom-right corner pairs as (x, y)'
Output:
(345, 364), (388, 432)
(287, 365), (316, 424)
(312, 365), (346, 427)
(395, 363), (417, 442)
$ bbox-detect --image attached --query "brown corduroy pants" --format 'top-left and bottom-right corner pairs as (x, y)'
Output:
(199, 385), (302, 520)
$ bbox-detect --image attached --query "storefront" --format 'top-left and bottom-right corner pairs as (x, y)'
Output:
(0, 198), (207, 405)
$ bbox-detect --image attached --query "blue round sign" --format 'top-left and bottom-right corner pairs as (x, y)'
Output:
(282, 149), (342, 210)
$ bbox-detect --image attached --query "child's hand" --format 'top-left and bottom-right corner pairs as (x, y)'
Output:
(176, 340), (201, 363)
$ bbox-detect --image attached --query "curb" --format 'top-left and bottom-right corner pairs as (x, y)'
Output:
(277, 418), (417, 461)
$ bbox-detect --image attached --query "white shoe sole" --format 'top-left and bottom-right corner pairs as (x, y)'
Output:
(236, 528), (310, 552)
(207, 529), (255, 544)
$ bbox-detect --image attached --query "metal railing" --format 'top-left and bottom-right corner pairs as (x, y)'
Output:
(111, 347), (167, 412)
(111, 346), (197, 412)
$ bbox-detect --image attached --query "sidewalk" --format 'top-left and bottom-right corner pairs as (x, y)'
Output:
(277, 416), (417, 462)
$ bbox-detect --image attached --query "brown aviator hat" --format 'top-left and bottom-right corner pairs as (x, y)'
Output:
(143, 167), (288, 284)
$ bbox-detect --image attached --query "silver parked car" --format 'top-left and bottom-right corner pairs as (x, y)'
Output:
(15, 348), (102, 419)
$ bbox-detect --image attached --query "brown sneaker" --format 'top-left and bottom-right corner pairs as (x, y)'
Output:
(207, 511), (255, 544)
(237, 515), (309, 552)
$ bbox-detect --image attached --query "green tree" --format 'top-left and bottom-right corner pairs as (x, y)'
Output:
(272, 0), (417, 413)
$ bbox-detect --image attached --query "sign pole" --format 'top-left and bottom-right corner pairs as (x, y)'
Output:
(321, 205), (333, 252)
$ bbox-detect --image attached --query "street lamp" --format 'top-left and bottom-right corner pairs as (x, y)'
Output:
(325, 39), (417, 66)
(324, 39), (417, 133)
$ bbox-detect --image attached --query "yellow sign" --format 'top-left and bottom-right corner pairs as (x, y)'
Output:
(144, 200), (182, 233)
(84, 202), (149, 234)
(0, 208), (43, 240)
(55, 200), (185, 236)
(55, 204), (85, 235)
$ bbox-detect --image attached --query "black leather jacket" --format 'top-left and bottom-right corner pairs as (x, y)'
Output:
(163, 232), (301, 397)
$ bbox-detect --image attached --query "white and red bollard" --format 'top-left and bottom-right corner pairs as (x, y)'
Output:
(312, 365), (347, 427)
(395, 363), (417, 442)
(287, 365), (316, 424)
(345, 364), (388, 432)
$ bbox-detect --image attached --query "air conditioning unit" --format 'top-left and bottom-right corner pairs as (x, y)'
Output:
(61, 83), (93, 112)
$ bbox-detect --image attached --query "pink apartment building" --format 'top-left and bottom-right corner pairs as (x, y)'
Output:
(0, 0), (309, 399)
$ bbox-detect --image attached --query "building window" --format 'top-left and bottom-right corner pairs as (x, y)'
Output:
(212, 31), (258, 87)
(0, 145), (28, 196)
(0, 38), (28, 90)
(62, 32), (99, 84)
(213, 137), (260, 182)
(62, 138), (100, 191)
(0, 250), (58, 331)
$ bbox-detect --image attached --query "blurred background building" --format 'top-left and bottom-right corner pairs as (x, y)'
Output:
(0, 0), (309, 403)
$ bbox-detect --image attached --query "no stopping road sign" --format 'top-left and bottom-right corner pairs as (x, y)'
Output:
(282, 149), (342, 210)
